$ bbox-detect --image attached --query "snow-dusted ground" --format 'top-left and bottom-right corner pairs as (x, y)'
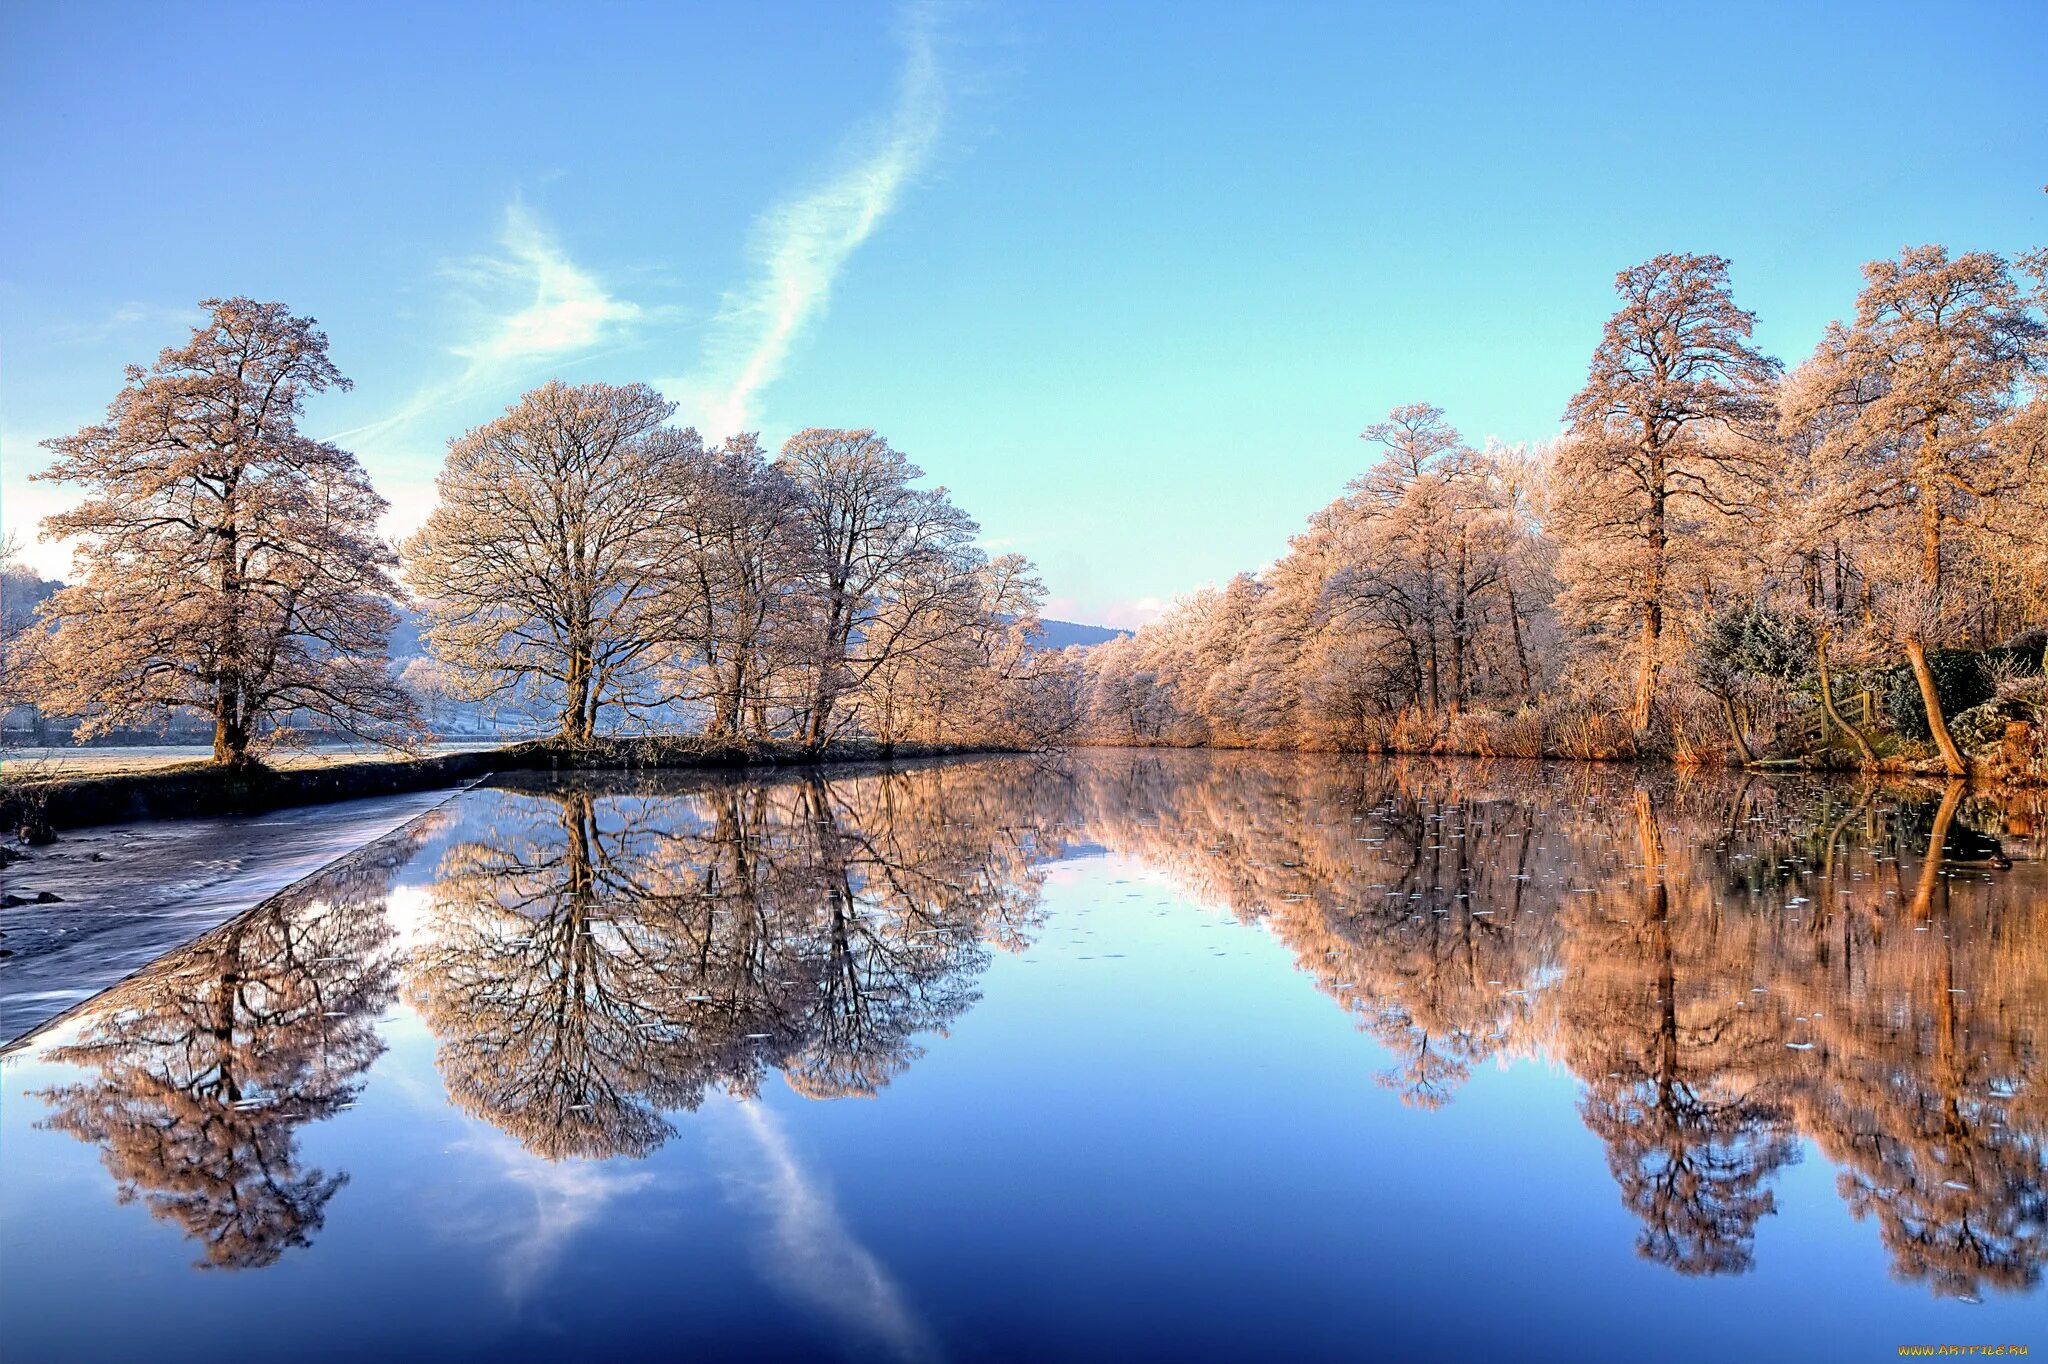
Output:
(0, 786), (469, 1043)
(0, 739), (522, 775)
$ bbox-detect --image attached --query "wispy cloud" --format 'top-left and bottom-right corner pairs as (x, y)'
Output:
(333, 199), (641, 450)
(440, 1125), (656, 1305)
(48, 301), (195, 346)
(665, 6), (946, 438)
(710, 1097), (940, 1363)
(452, 201), (642, 367)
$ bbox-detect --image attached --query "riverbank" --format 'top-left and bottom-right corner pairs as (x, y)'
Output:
(0, 738), (516, 777)
(1071, 722), (2047, 786)
(0, 784), (464, 1044)
(0, 737), (1017, 834)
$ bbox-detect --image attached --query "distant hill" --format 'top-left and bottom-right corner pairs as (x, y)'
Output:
(388, 604), (425, 660)
(1031, 619), (1130, 651)
(386, 604), (1126, 657)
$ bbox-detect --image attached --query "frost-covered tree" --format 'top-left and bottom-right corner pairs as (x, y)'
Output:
(775, 428), (987, 747)
(1556, 254), (1781, 730)
(660, 433), (822, 740)
(1782, 245), (2048, 774)
(18, 299), (417, 764)
(404, 382), (695, 742)
(1324, 405), (1542, 720)
(1076, 403), (1551, 750)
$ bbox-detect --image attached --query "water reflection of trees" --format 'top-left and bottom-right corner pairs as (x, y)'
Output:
(30, 823), (425, 1268)
(23, 753), (2046, 1299)
(1557, 791), (1798, 1276)
(405, 765), (1061, 1159)
(1072, 752), (2048, 1298)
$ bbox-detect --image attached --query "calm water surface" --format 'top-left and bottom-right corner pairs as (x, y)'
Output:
(2, 752), (2043, 1361)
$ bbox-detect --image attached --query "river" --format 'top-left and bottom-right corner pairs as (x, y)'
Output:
(1, 751), (2040, 1360)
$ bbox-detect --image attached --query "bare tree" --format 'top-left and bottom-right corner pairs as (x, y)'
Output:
(1068, 250), (2047, 771)
(774, 429), (982, 747)
(404, 382), (695, 743)
(1559, 254), (1781, 730)
(399, 656), (455, 733)
(1081, 403), (1551, 752)
(1327, 405), (1534, 718)
(659, 434), (822, 740)
(1785, 246), (2048, 774)
(860, 551), (1050, 745)
(17, 298), (417, 765)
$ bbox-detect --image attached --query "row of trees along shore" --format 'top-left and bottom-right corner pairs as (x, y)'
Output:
(2, 298), (1077, 766)
(5, 242), (2045, 778)
(1077, 244), (2048, 779)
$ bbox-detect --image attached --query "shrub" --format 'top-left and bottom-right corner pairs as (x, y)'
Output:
(1694, 603), (1815, 695)
(1475, 709), (1547, 759)
(1387, 707), (1440, 753)
(1544, 699), (1637, 761)
(1885, 650), (1995, 739)
(1948, 702), (2012, 752)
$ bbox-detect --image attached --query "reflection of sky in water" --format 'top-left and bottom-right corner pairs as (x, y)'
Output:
(1, 753), (2043, 1361)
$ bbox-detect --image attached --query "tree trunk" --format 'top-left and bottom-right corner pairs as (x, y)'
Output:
(1718, 694), (1754, 765)
(806, 592), (851, 750)
(1631, 602), (1660, 731)
(1920, 473), (1944, 597)
(1815, 633), (1876, 765)
(1903, 636), (1967, 777)
(717, 658), (746, 742)
(1504, 581), (1535, 701)
(562, 658), (590, 744)
(212, 671), (251, 765)
(560, 609), (597, 744)
(1632, 472), (1667, 732)
(803, 686), (832, 749)
(212, 471), (247, 765)
(1451, 536), (1469, 706)
(211, 704), (248, 765)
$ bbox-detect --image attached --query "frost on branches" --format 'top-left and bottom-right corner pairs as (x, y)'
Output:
(1073, 246), (2048, 771)
(16, 298), (420, 765)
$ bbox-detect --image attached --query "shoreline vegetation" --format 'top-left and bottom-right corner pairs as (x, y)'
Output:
(1069, 248), (2048, 782)
(1, 305), (1074, 788)
(0, 737), (1013, 836)
(3, 244), (2045, 800)
(6, 722), (2027, 847)
(1071, 696), (2048, 786)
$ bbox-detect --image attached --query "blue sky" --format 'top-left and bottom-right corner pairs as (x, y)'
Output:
(4, 0), (2044, 625)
